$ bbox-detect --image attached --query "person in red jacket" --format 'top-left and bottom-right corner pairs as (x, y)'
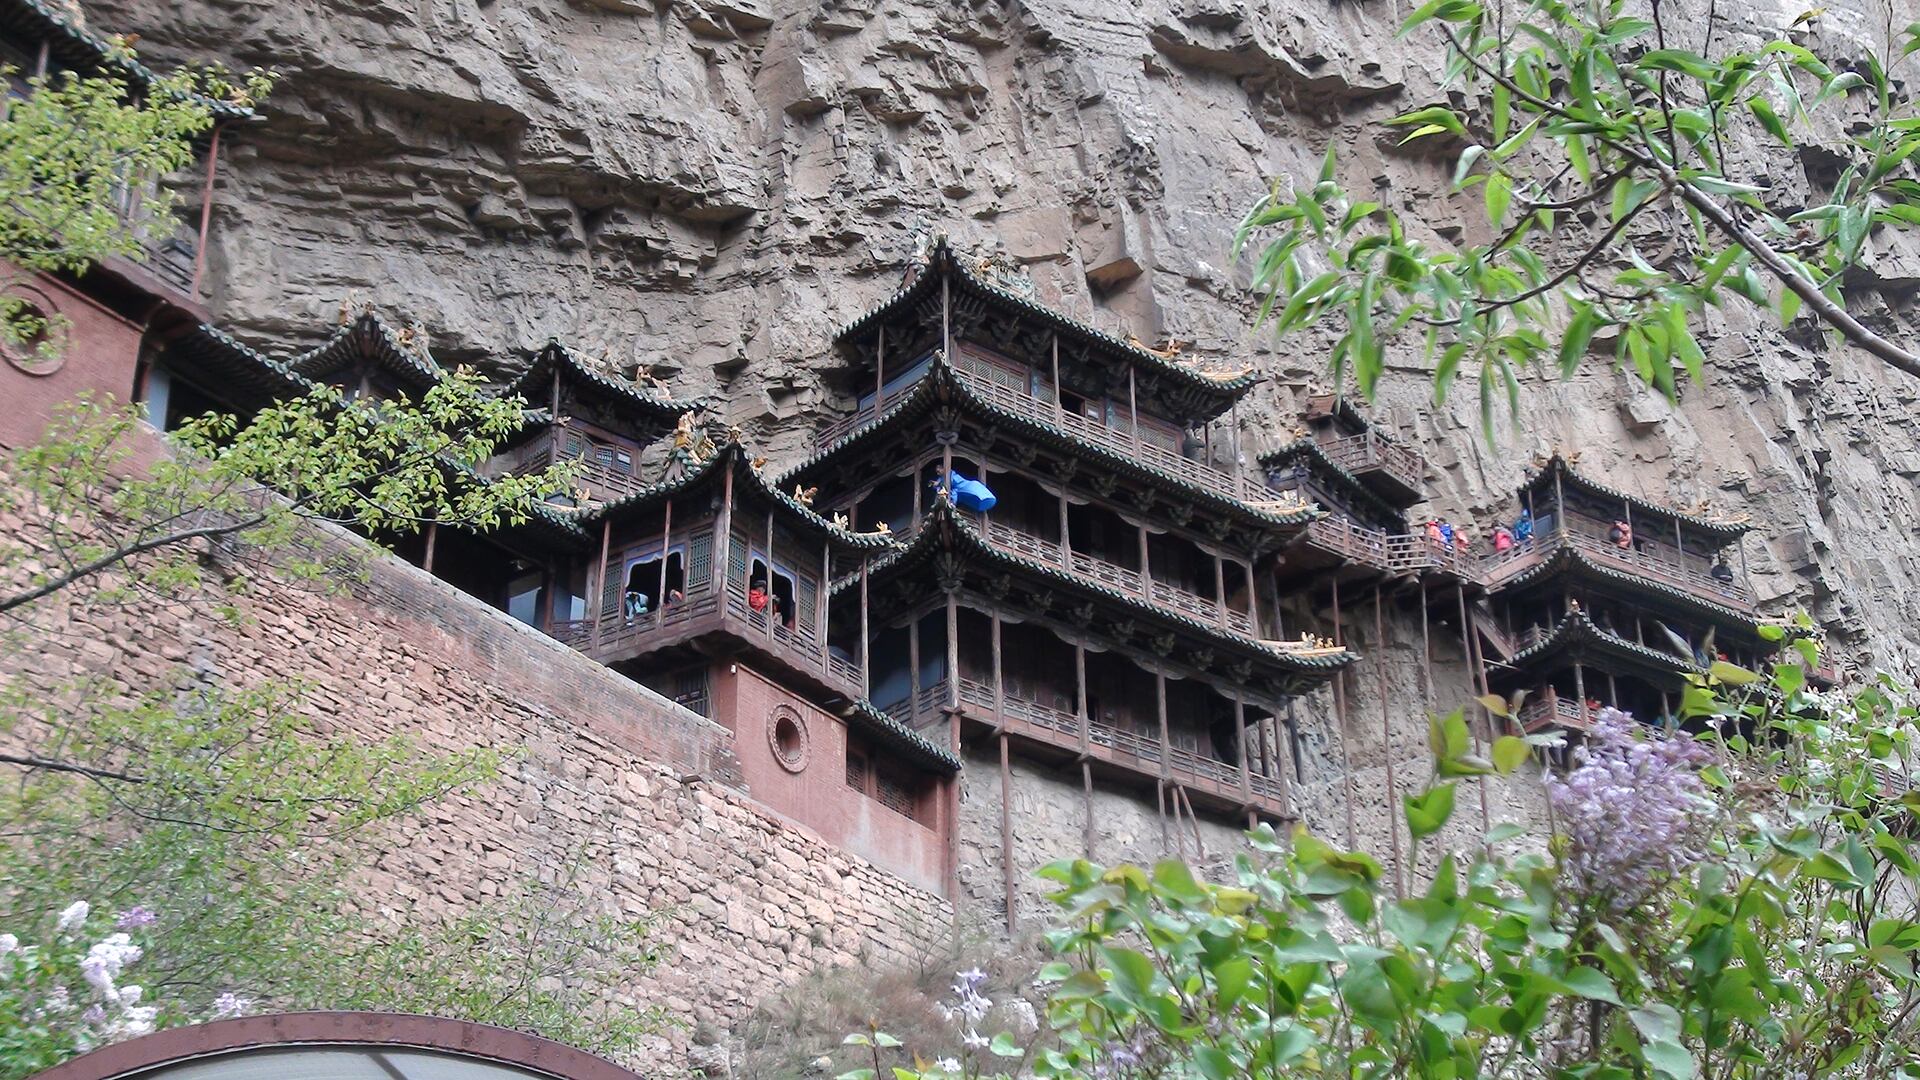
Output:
(747, 574), (770, 614)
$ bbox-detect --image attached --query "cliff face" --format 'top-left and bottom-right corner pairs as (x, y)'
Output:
(94, 0), (1920, 675)
(74, 0), (1916, 877)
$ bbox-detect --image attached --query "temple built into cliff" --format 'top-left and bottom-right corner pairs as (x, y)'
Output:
(1, 1), (1804, 924)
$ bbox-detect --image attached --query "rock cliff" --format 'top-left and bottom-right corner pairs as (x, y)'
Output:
(93, 0), (1920, 675)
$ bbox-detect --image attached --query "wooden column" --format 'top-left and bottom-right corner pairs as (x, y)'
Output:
(1457, 583), (1494, 839)
(1213, 555), (1228, 626)
(658, 498), (674, 611)
(1244, 558), (1261, 637)
(1058, 491), (1071, 564)
(1138, 525), (1151, 594)
(422, 522), (438, 575)
(818, 538), (831, 672)
(991, 611), (1005, 725)
(1075, 643), (1089, 755)
(1128, 367), (1140, 452)
(946, 593), (960, 710)
(874, 326), (886, 409)
(859, 556), (871, 696)
(941, 273), (951, 359)
(1051, 335), (1063, 423)
(1235, 692), (1252, 808)
(189, 124), (223, 295)
(1375, 586), (1403, 899)
(765, 507), (777, 644)
(999, 732), (1015, 930)
(1574, 661), (1590, 725)
(1330, 577), (1358, 850)
(908, 617), (921, 709)
(588, 518), (612, 649)
(1272, 711), (1295, 819)
(715, 465), (734, 593)
(1230, 400), (1244, 498)
(1156, 670), (1171, 852)
(1081, 760), (1094, 859)
(1554, 468), (1567, 534)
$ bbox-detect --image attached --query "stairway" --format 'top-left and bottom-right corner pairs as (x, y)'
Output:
(1471, 603), (1515, 663)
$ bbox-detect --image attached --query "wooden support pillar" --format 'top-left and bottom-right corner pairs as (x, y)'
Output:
(991, 610), (1004, 725)
(946, 593), (960, 711)
(422, 522), (438, 575)
(658, 498), (674, 613)
(941, 274), (951, 358)
(1272, 710), (1295, 819)
(1331, 577), (1358, 850)
(1606, 671), (1619, 706)
(1051, 335), (1063, 423)
(1058, 490), (1071, 564)
(1554, 468), (1567, 534)
(1244, 558), (1261, 637)
(1235, 693), (1252, 807)
(1075, 642), (1090, 755)
(1156, 670), (1171, 852)
(1456, 583), (1493, 839)
(818, 537), (831, 671)
(908, 616), (921, 709)
(589, 518), (612, 649)
(1081, 761), (1094, 859)
(859, 556), (871, 696)
(1230, 400), (1244, 498)
(999, 732), (1015, 930)
(765, 507), (777, 644)
(1138, 525), (1151, 594)
(189, 124), (223, 296)
(715, 465), (734, 591)
(1376, 586), (1403, 899)
(874, 326), (886, 410)
(1214, 555), (1228, 626)
(1128, 367), (1141, 452)
(1574, 662), (1590, 725)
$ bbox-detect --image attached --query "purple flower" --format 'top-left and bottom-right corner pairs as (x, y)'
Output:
(1546, 708), (1715, 910)
(114, 907), (157, 931)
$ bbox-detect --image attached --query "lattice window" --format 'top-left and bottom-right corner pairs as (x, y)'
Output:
(687, 530), (713, 589)
(728, 534), (748, 584)
(874, 764), (918, 821)
(845, 747), (869, 793)
(956, 346), (1030, 395)
(797, 575), (817, 630)
(600, 557), (621, 617)
(674, 667), (710, 717)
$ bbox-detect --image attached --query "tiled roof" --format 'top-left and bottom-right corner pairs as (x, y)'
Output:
(287, 312), (446, 392)
(780, 352), (1319, 541)
(836, 236), (1258, 421)
(843, 500), (1355, 677)
(505, 342), (707, 428)
(1257, 437), (1404, 523)
(1522, 454), (1752, 544)
(1503, 606), (1695, 678)
(585, 442), (903, 554)
(1491, 541), (1761, 631)
(843, 698), (960, 773)
(0, 0), (253, 120)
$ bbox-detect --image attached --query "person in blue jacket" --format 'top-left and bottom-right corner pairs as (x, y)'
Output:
(1513, 508), (1534, 547)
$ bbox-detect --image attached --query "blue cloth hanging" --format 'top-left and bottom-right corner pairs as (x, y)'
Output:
(950, 472), (998, 512)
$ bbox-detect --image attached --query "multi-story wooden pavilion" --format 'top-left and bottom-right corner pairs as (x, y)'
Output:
(1480, 454), (1765, 736)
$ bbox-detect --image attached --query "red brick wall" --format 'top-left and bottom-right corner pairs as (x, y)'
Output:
(0, 269), (145, 449)
(711, 662), (949, 894)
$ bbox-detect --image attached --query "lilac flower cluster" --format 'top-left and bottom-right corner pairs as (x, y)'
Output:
(1546, 708), (1716, 911)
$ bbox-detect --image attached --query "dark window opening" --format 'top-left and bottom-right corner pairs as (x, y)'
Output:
(747, 557), (797, 628)
(625, 551), (684, 615)
(857, 474), (914, 534)
(505, 570), (543, 628)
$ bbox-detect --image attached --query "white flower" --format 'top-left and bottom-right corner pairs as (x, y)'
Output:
(56, 901), (91, 932)
(0, 933), (18, 955)
(116, 985), (143, 1007)
(933, 1060), (962, 1076)
(961, 1028), (990, 1050)
(80, 955), (116, 997)
(210, 991), (251, 1019)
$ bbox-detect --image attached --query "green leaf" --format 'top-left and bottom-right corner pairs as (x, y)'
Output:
(1100, 946), (1159, 1002)
(1492, 735), (1531, 774)
(1644, 1040), (1697, 1079)
(1709, 660), (1761, 685)
(1485, 171), (1512, 226)
(988, 1033), (1023, 1058)
(1560, 301), (1599, 377)
(1404, 783), (1459, 839)
(1560, 966), (1623, 1005)
(1193, 1046), (1236, 1080)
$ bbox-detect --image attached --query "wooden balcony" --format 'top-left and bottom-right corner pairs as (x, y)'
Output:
(885, 678), (1290, 820)
(1480, 526), (1755, 610)
(980, 520), (1255, 637)
(1317, 430), (1426, 505)
(815, 360), (1261, 504)
(500, 434), (652, 505)
(552, 577), (863, 696)
(1296, 518), (1477, 580)
(1516, 694), (1592, 734)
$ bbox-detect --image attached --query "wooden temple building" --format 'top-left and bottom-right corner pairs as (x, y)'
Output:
(0, 0), (1794, 917)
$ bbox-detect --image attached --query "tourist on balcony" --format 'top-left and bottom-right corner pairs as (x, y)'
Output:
(1513, 509), (1534, 547)
(1493, 525), (1514, 553)
(1454, 527), (1471, 558)
(666, 588), (685, 606)
(1438, 520), (1456, 549)
(624, 588), (651, 622)
(1609, 519), (1633, 549)
(748, 575), (771, 614)
(1425, 518), (1443, 548)
(1711, 560), (1734, 584)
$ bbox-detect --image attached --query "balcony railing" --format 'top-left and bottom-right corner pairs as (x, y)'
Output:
(502, 434), (652, 504)
(1480, 526), (1755, 608)
(815, 361), (1258, 504)
(1301, 518), (1477, 579)
(981, 520), (1255, 636)
(1516, 694), (1593, 734)
(1318, 430), (1425, 494)
(939, 678), (1289, 814)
